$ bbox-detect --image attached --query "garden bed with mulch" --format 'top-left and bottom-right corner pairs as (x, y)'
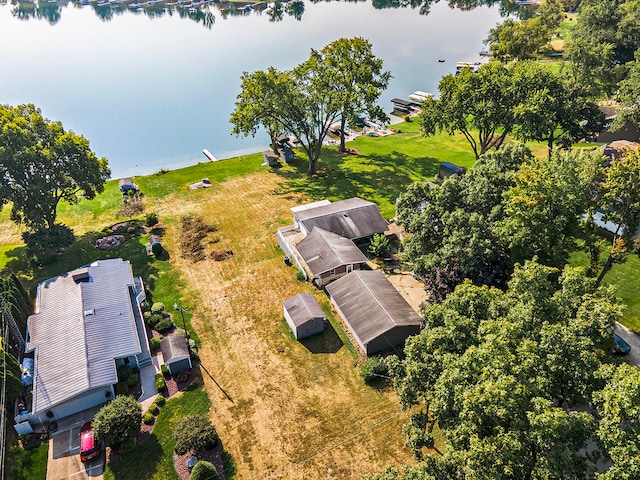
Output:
(173, 445), (225, 480)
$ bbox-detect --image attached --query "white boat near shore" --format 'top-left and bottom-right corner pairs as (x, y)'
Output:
(202, 149), (218, 162)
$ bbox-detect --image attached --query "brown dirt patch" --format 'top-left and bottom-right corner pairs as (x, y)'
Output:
(157, 173), (417, 479)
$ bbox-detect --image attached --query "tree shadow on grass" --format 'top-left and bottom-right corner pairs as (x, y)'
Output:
(273, 149), (440, 213)
(107, 434), (163, 480)
(299, 321), (344, 354)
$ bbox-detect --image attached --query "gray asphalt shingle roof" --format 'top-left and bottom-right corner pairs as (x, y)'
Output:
(295, 228), (367, 276)
(27, 258), (142, 414)
(283, 294), (326, 327)
(326, 270), (422, 346)
(294, 198), (387, 240)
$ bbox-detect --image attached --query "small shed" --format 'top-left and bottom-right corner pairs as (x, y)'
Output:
(438, 162), (466, 180)
(283, 294), (326, 340)
(160, 334), (192, 375)
(118, 178), (138, 194)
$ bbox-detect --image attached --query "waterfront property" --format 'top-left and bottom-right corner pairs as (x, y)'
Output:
(14, 258), (151, 432)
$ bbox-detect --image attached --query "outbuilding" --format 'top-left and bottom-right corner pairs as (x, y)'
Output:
(437, 162), (466, 180)
(283, 294), (326, 340)
(160, 334), (192, 375)
(326, 270), (423, 355)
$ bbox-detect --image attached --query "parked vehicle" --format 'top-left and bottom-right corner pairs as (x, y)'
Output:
(79, 422), (101, 462)
(613, 333), (632, 355)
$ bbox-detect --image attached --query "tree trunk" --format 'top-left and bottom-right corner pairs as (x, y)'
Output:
(269, 130), (280, 155)
(307, 156), (317, 175)
(595, 253), (614, 288)
(339, 117), (347, 153)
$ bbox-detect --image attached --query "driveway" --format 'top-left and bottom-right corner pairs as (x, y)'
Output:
(614, 322), (640, 367)
(47, 408), (103, 480)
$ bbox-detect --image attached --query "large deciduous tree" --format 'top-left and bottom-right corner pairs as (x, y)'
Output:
(310, 37), (391, 153)
(593, 148), (640, 286)
(564, 0), (640, 96)
(383, 261), (621, 480)
(485, 0), (563, 62)
(230, 38), (390, 174)
(511, 62), (605, 156)
(419, 62), (524, 159)
(0, 103), (110, 230)
(594, 363), (640, 480)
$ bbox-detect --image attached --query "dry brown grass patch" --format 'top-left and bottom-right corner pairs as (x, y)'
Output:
(161, 172), (416, 479)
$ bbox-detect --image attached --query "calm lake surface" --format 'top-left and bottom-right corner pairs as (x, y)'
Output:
(0, 1), (504, 178)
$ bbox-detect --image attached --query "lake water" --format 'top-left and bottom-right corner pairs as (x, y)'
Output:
(0, 0), (505, 178)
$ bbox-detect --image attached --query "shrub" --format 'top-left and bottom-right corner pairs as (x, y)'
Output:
(154, 318), (175, 334)
(149, 337), (161, 351)
(145, 212), (159, 227)
(142, 412), (155, 425)
(151, 242), (165, 257)
(295, 270), (306, 282)
(174, 414), (219, 455)
(115, 381), (129, 396)
(368, 233), (391, 258)
(93, 395), (141, 451)
(155, 374), (166, 392)
(143, 311), (152, 320)
(23, 225), (75, 266)
(140, 301), (151, 312)
(404, 115), (412, 122)
(161, 364), (170, 377)
(154, 395), (166, 407)
(126, 372), (139, 388)
(359, 356), (389, 385)
(146, 313), (164, 329)
(190, 460), (219, 480)
(117, 365), (132, 382)
(151, 302), (165, 314)
(147, 403), (160, 416)
(176, 370), (190, 383)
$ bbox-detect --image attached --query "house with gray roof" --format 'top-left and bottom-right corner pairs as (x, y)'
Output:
(296, 227), (368, 287)
(14, 258), (151, 429)
(293, 198), (388, 241)
(326, 270), (422, 355)
(283, 294), (326, 339)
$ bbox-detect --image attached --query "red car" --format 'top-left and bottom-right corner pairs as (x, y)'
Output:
(79, 422), (101, 462)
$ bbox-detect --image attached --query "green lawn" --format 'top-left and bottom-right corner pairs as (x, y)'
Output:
(570, 243), (640, 332)
(103, 386), (216, 480)
(6, 442), (48, 480)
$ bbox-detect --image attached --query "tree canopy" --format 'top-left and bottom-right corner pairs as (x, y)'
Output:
(0, 103), (110, 230)
(382, 261), (622, 480)
(420, 61), (603, 160)
(396, 145), (606, 301)
(230, 37), (390, 174)
(564, 0), (640, 96)
(93, 394), (142, 451)
(485, 0), (563, 62)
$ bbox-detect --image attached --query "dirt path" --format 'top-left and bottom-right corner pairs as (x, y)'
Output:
(155, 174), (416, 479)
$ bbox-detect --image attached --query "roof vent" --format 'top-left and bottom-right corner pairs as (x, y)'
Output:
(72, 268), (90, 283)
(84, 309), (95, 316)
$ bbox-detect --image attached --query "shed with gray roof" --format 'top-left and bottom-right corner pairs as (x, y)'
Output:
(15, 258), (150, 428)
(160, 334), (192, 375)
(296, 227), (368, 286)
(283, 294), (326, 339)
(293, 198), (388, 241)
(326, 270), (422, 355)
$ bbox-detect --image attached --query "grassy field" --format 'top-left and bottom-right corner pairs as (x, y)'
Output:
(104, 386), (214, 480)
(2, 122), (638, 478)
